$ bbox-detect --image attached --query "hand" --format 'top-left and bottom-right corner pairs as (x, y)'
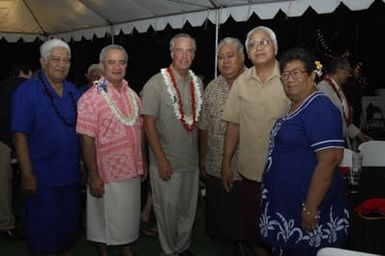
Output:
(88, 174), (105, 198)
(22, 172), (37, 196)
(355, 132), (372, 143)
(157, 156), (172, 181)
(301, 205), (319, 232)
(221, 164), (234, 192)
(141, 160), (149, 182)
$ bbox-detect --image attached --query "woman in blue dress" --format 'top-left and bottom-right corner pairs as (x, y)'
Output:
(259, 47), (349, 256)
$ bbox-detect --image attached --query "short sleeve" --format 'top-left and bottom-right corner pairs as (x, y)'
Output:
(141, 74), (160, 117)
(222, 79), (240, 123)
(11, 83), (34, 134)
(304, 96), (344, 151)
(76, 92), (98, 138)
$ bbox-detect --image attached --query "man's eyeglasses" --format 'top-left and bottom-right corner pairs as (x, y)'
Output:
(281, 69), (309, 81)
(247, 39), (273, 50)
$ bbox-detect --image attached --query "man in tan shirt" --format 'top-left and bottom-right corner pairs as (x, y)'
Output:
(141, 33), (203, 256)
(222, 26), (288, 255)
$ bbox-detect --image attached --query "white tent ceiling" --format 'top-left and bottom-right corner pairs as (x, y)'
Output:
(0, 0), (382, 42)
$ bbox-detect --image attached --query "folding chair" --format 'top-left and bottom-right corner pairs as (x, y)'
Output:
(357, 141), (385, 198)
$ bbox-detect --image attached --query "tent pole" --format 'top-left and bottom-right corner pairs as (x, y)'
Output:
(110, 25), (115, 44)
(214, 8), (220, 78)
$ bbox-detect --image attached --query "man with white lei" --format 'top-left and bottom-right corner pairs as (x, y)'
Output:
(141, 33), (203, 256)
(76, 44), (147, 256)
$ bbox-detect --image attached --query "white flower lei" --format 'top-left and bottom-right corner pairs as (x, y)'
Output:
(161, 68), (202, 126)
(95, 78), (139, 126)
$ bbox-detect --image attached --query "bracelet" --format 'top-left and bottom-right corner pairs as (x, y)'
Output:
(301, 203), (320, 219)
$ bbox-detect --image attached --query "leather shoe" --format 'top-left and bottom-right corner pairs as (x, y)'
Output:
(0, 228), (25, 240)
(179, 250), (194, 256)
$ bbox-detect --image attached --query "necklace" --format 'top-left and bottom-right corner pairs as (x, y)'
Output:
(161, 67), (202, 132)
(95, 78), (139, 126)
(39, 71), (77, 127)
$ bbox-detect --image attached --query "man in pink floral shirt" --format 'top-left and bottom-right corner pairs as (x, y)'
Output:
(76, 45), (146, 256)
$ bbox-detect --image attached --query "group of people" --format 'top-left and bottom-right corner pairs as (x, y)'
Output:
(0, 24), (368, 256)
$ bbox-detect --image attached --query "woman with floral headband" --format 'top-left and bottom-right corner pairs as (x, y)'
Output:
(259, 47), (349, 256)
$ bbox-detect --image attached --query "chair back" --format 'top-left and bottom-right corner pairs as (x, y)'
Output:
(317, 247), (381, 256)
(357, 141), (385, 199)
(358, 141), (385, 167)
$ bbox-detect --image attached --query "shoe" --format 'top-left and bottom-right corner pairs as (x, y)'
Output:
(179, 250), (194, 256)
(0, 228), (25, 240)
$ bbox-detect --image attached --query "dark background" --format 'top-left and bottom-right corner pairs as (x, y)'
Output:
(1, 0), (384, 101)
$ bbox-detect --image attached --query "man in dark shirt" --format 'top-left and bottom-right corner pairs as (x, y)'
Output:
(0, 64), (32, 240)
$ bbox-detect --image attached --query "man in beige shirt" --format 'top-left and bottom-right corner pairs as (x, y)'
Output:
(141, 33), (203, 256)
(222, 26), (288, 255)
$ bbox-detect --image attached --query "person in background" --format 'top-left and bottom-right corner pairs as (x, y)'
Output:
(78, 63), (103, 95)
(141, 33), (203, 256)
(260, 47), (349, 256)
(0, 64), (32, 240)
(221, 26), (288, 256)
(317, 56), (371, 148)
(198, 37), (245, 256)
(11, 38), (81, 255)
(77, 44), (146, 256)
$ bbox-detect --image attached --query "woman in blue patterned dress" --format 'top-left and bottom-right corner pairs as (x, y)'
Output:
(259, 47), (349, 256)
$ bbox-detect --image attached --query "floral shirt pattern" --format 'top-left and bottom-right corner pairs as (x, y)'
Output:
(198, 75), (241, 180)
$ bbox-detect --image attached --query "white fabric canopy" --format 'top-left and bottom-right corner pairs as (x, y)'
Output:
(0, 0), (383, 42)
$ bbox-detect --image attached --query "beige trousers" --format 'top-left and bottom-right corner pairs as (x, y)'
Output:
(0, 141), (15, 230)
(150, 165), (199, 255)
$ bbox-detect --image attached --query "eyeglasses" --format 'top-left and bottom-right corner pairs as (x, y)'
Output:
(281, 69), (309, 81)
(247, 39), (273, 50)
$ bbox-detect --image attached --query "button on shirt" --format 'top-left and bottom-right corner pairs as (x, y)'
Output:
(222, 62), (288, 181)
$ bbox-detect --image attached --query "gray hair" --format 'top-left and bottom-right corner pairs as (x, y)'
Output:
(169, 33), (196, 53)
(40, 38), (71, 59)
(99, 44), (128, 63)
(217, 37), (244, 56)
(245, 26), (278, 52)
(87, 63), (102, 76)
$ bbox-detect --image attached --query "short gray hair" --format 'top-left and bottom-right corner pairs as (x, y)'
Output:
(87, 63), (102, 76)
(169, 33), (196, 53)
(217, 37), (244, 56)
(245, 26), (278, 52)
(40, 38), (71, 59)
(99, 44), (128, 63)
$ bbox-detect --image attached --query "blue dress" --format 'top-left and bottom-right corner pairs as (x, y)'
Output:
(11, 71), (81, 253)
(260, 91), (349, 256)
